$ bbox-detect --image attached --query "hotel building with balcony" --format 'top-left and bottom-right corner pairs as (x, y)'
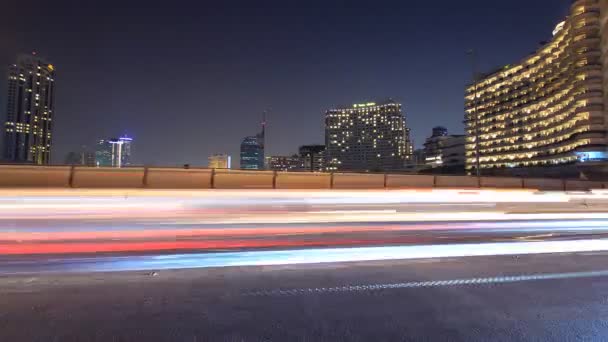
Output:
(465, 0), (608, 178)
(325, 99), (412, 172)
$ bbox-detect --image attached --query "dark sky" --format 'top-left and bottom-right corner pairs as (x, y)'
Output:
(1, 0), (571, 166)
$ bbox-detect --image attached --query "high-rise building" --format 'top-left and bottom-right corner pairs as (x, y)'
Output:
(95, 135), (133, 167)
(65, 149), (95, 166)
(81, 151), (96, 167)
(465, 0), (608, 178)
(325, 99), (412, 172)
(3, 53), (55, 164)
(240, 117), (265, 170)
(95, 139), (113, 167)
(266, 155), (303, 171)
(114, 135), (133, 167)
(298, 145), (325, 172)
(423, 127), (466, 173)
(208, 154), (232, 169)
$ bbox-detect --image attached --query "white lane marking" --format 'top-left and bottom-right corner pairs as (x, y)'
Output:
(245, 269), (608, 296)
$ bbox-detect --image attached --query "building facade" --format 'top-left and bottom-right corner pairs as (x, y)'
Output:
(440, 135), (466, 169)
(95, 135), (133, 167)
(298, 144), (325, 171)
(3, 53), (55, 164)
(116, 136), (132, 167)
(208, 154), (232, 169)
(240, 121), (265, 170)
(465, 0), (608, 178)
(325, 100), (412, 172)
(65, 150), (95, 166)
(265, 155), (303, 171)
(95, 139), (113, 167)
(423, 126), (449, 167)
(422, 127), (466, 174)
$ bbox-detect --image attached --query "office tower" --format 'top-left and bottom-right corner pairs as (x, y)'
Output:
(116, 135), (132, 167)
(298, 144), (325, 171)
(95, 135), (133, 167)
(81, 151), (96, 166)
(325, 99), (412, 172)
(65, 149), (95, 166)
(423, 127), (466, 173)
(208, 154), (232, 169)
(3, 53), (55, 164)
(465, 0), (608, 178)
(95, 139), (113, 167)
(240, 117), (265, 170)
(266, 155), (303, 171)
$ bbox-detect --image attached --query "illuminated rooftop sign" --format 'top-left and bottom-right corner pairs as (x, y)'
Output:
(353, 102), (376, 108)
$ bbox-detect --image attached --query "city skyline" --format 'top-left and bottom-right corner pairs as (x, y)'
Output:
(0, 0), (572, 167)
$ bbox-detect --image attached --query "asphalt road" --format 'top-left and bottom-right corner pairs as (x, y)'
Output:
(3, 252), (608, 341)
(4, 189), (608, 340)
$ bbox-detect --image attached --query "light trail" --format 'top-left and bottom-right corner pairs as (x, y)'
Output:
(3, 239), (608, 274)
(2, 188), (608, 266)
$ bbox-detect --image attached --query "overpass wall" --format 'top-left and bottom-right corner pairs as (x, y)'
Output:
(386, 174), (434, 188)
(435, 176), (479, 188)
(332, 173), (385, 189)
(72, 167), (145, 188)
(0, 165), (604, 191)
(276, 172), (331, 189)
(522, 178), (565, 191)
(145, 168), (212, 189)
(213, 169), (274, 189)
(0, 165), (71, 187)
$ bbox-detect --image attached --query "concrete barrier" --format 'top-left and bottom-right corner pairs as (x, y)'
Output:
(588, 181), (605, 190)
(332, 173), (385, 189)
(0, 165), (605, 191)
(564, 180), (604, 191)
(145, 168), (212, 189)
(275, 172), (331, 189)
(72, 167), (145, 188)
(213, 169), (274, 189)
(386, 174), (434, 188)
(435, 175), (479, 188)
(523, 178), (565, 191)
(480, 177), (523, 189)
(0, 165), (71, 187)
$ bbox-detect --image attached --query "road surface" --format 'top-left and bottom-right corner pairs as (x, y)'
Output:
(3, 188), (608, 340)
(4, 252), (608, 341)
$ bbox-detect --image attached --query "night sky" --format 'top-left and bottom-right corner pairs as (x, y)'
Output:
(1, 0), (572, 166)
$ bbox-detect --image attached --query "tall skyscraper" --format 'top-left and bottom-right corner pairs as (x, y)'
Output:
(325, 99), (412, 172)
(465, 0), (608, 178)
(208, 154), (232, 169)
(240, 115), (266, 170)
(95, 139), (113, 167)
(3, 53), (55, 164)
(95, 135), (133, 167)
(116, 135), (133, 167)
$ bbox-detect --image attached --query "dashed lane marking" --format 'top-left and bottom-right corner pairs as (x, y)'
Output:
(244, 269), (608, 296)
